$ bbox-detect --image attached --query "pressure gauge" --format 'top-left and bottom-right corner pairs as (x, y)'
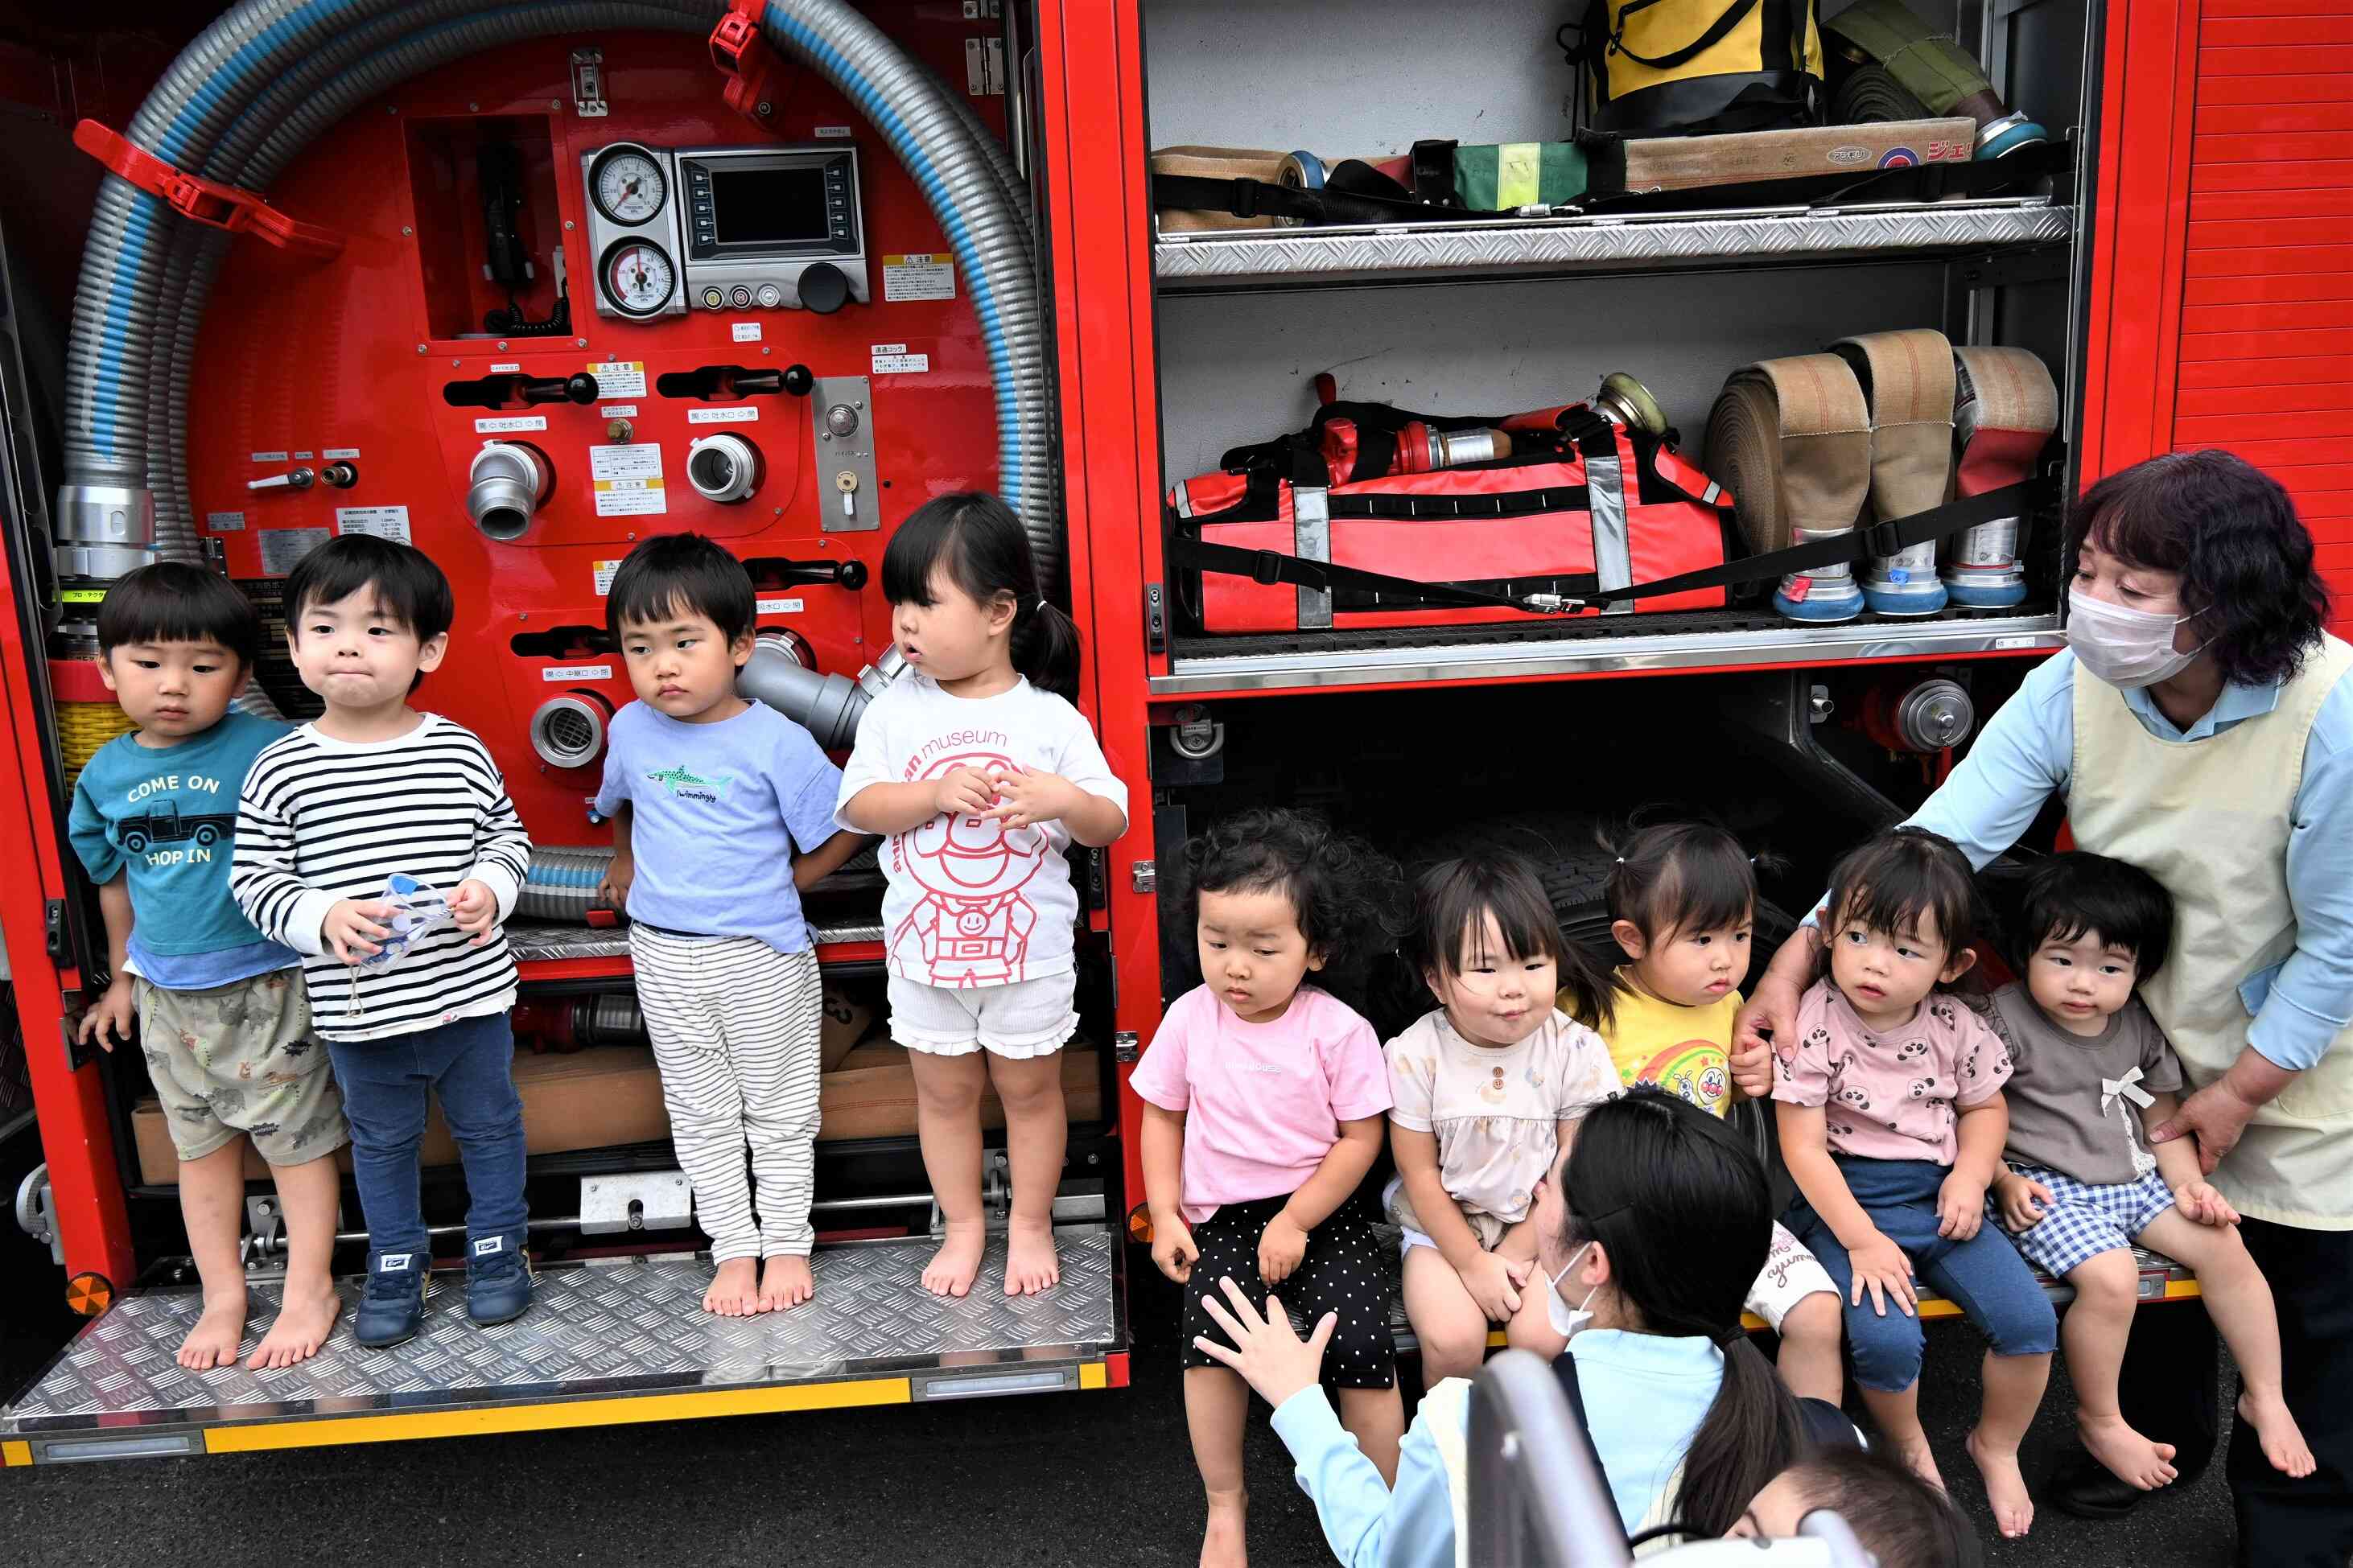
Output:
(600, 240), (676, 318)
(590, 147), (667, 225)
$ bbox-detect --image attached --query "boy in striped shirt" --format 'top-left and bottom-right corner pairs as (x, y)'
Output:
(231, 536), (534, 1348)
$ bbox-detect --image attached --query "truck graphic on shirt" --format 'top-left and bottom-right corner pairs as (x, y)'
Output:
(119, 799), (237, 854)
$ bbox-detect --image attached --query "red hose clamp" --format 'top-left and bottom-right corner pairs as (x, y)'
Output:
(73, 120), (344, 260)
(711, 0), (790, 126)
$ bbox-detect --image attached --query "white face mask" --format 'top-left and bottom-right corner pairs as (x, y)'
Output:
(1545, 1241), (1603, 1340)
(2066, 587), (2206, 689)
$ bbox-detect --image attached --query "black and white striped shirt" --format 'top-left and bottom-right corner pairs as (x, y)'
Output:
(231, 714), (533, 1043)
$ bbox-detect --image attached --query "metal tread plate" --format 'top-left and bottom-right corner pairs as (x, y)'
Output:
(1154, 199), (2073, 291)
(508, 917), (886, 964)
(1157, 605), (2062, 695)
(5, 1228), (1119, 1450)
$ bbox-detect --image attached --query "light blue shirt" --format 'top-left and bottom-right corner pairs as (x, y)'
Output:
(593, 699), (844, 953)
(1885, 649), (2353, 1073)
(1266, 1330), (1727, 1567)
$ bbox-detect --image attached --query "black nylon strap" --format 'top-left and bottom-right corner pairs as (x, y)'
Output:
(1169, 535), (1571, 615)
(1586, 478), (2048, 603)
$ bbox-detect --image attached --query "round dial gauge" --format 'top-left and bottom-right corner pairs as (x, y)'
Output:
(600, 240), (676, 318)
(591, 148), (667, 225)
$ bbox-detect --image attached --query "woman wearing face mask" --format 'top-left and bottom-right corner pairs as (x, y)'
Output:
(1193, 1087), (1828, 1564)
(1731, 450), (2351, 1562)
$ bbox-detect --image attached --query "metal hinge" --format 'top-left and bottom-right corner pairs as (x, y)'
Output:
(1114, 1031), (1140, 1064)
(1144, 582), (1166, 656)
(1131, 860), (1156, 895)
(44, 898), (68, 961)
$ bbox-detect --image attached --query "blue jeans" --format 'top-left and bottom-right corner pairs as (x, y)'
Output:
(1787, 1155), (2056, 1393)
(328, 1012), (528, 1268)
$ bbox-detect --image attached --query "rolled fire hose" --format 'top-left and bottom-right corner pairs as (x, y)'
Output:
(517, 844), (617, 924)
(1823, 0), (2048, 160)
(1703, 355), (1873, 623)
(1943, 346), (2058, 608)
(1831, 328), (1955, 618)
(59, 0), (1054, 742)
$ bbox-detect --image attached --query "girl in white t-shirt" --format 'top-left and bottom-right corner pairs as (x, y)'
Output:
(837, 494), (1130, 1302)
(1385, 850), (1622, 1383)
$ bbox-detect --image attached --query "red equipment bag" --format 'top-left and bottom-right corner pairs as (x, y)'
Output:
(1168, 394), (1740, 634)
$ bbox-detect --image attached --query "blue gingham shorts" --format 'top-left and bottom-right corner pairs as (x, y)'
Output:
(1992, 1163), (2175, 1277)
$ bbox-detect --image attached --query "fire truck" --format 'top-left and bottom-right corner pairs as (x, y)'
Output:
(0, 0), (2343, 1466)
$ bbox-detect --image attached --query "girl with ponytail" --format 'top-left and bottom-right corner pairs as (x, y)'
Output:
(1193, 1087), (1836, 1562)
(838, 493), (1130, 1300)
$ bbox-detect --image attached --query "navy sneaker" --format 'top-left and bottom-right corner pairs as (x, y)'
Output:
(354, 1252), (428, 1348)
(465, 1233), (534, 1326)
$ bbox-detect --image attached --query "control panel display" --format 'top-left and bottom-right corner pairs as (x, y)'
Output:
(581, 142), (868, 319)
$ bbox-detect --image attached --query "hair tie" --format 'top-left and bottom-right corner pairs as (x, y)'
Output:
(1615, 856), (1626, 865)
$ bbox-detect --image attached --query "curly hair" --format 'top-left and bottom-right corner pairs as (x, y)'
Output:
(2069, 450), (2330, 687)
(1173, 808), (1408, 1001)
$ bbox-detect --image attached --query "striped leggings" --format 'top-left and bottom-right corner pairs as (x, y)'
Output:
(629, 927), (824, 1261)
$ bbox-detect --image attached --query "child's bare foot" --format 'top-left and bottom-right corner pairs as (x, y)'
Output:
(1967, 1426), (2034, 1538)
(2078, 1410), (2178, 1490)
(923, 1220), (987, 1298)
(178, 1290), (248, 1371)
(1004, 1218), (1060, 1297)
(248, 1279), (341, 1370)
(759, 1254), (814, 1312)
(2239, 1389), (2318, 1479)
(1201, 1493), (1248, 1568)
(1886, 1429), (1945, 1492)
(703, 1257), (761, 1316)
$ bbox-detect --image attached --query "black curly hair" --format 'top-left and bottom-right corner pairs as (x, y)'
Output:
(1172, 808), (1408, 1004)
(2069, 450), (2330, 688)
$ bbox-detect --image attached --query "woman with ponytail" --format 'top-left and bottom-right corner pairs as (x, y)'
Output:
(837, 492), (1130, 1300)
(1195, 1087), (1834, 1562)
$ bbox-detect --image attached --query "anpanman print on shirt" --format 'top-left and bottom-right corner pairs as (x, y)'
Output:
(891, 747), (1049, 986)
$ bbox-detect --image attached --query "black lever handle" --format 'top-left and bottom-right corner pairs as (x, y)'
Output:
(519, 372), (600, 405)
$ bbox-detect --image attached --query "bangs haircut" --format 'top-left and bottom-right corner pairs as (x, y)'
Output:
(604, 533), (755, 645)
(283, 533), (453, 640)
(1822, 828), (1982, 967)
(1604, 819), (1758, 943)
(97, 562), (261, 667)
(2069, 449), (2329, 688)
(1411, 851), (1568, 983)
(881, 492), (1021, 611)
(2013, 851), (2174, 982)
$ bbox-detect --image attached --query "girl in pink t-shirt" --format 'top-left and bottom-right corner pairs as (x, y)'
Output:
(1770, 827), (2054, 1539)
(1131, 808), (1405, 1568)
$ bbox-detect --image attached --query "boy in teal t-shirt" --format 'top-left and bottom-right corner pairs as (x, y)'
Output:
(66, 563), (347, 1373)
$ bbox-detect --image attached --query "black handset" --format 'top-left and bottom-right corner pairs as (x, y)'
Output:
(479, 143), (530, 290)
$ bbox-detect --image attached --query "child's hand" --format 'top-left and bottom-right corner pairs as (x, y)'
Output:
(322, 899), (395, 964)
(598, 853), (634, 913)
(449, 879), (500, 944)
(1992, 1171), (2054, 1232)
(986, 766), (1081, 831)
(931, 766), (999, 819)
(76, 975), (135, 1052)
(1258, 1212), (1308, 1286)
(1846, 1229), (1918, 1318)
(1935, 1170), (1988, 1241)
(2174, 1179), (2241, 1228)
(1463, 1249), (1531, 1323)
(1151, 1213), (1198, 1283)
(1729, 1039), (1776, 1100)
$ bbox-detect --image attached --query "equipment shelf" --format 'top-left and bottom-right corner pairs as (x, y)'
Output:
(1152, 195), (2074, 294)
(1152, 604), (2063, 698)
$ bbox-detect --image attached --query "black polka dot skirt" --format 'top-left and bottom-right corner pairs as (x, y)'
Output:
(1180, 1193), (1395, 1388)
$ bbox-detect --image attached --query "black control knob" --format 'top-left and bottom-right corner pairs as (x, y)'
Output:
(798, 263), (849, 315)
(520, 372), (600, 405)
(781, 364), (814, 397)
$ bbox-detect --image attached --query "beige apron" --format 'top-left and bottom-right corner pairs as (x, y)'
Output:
(2068, 634), (2353, 1228)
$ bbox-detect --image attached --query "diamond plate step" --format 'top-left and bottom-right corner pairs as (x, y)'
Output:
(3, 1227), (1121, 1462)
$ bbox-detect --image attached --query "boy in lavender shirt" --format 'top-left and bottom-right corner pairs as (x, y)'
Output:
(595, 535), (864, 1316)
